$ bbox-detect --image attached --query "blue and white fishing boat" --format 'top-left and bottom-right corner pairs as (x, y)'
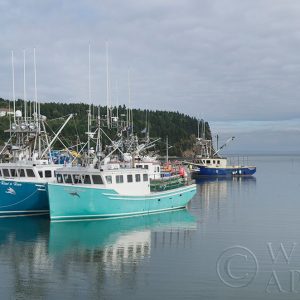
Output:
(185, 119), (256, 178)
(0, 111), (73, 217)
(190, 156), (256, 177)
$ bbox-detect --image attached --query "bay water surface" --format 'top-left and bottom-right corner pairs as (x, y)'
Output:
(0, 155), (300, 299)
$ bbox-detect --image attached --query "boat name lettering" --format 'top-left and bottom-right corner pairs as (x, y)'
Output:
(1, 181), (22, 187)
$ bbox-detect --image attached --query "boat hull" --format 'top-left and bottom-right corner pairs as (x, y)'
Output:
(0, 180), (49, 217)
(192, 166), (256, 178)
(48, 183), (197, 221)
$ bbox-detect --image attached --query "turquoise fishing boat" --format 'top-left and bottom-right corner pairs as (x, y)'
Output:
(48, 165), (196, 221)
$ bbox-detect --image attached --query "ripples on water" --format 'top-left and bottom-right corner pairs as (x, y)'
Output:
(1, 156), (300, 299)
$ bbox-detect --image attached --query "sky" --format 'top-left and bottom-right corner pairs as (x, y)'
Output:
(1, 0), (300, 153)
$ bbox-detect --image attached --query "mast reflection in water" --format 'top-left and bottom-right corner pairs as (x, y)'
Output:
(0, 216), (50, 299)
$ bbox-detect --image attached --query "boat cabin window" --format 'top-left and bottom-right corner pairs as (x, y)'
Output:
(206, 160), (211, 164)
(57, 174), (63, 183)
(143, 174), (148, 181)
(127, 174), (133, 183)
(83, 175), (91, 184)
(135, 174), (141, 182)
(92, 175), (103, 185)
(213, 160), (215, 164)
(116, 175), (124, 184)
(19, 169), (25, 177)
(0, 169), (2, 177)
(38, 171), (43, 178)
(144, 165), (149, 169)
(72, 174), (82, 184)
(106, 175), (112, 184)
(45, 170), (52, 178)
(64, 174), (73, 184)
(26, 169), (35, 177)
(3, 169), (10, 177)
(217, 160), (220, 165)
(10, 169), (17, 177)
(136, 165), (142, 169)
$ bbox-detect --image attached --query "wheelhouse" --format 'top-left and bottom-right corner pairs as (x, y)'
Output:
(0, 165), (58, 181)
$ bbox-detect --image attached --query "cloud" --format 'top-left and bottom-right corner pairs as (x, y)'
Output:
(1, 0), (300, 124)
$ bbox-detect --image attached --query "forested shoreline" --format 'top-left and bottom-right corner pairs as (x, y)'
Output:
(0, 98), (211, 156)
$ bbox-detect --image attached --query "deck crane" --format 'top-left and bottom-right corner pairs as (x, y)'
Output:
(213, 136), (235, 157)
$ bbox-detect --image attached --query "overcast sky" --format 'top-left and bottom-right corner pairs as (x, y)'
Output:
(1, 0), (300, 153)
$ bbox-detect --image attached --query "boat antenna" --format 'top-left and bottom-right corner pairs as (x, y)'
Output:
(148, 110), (150, 138)
(166, 136), (169, 163)
(23, 49), (27, 122)
(145, 109), (149, 140)
(11, 50), (16, 124)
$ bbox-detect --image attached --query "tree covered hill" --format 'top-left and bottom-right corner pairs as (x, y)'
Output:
(0, 98), (211, 156)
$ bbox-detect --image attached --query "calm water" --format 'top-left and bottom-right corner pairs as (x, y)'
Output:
(1, 156), (300, 299)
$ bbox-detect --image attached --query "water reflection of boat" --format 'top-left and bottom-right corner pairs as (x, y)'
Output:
(49, 209), (196, 257)
(0, 216), (51, 299)
(195, 176), (257, 184)
(0, 215), (49, 244)
(194, 176), (257, 212)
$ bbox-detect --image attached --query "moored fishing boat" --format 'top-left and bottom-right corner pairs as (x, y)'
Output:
(0, 113), (73, 217)
(184, 119), (256, 178)
(47, 110), (196, 221)
(190, 158), (256, 178)
(48, 164), (196, 221)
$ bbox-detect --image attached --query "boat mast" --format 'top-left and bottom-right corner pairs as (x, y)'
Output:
(127, 69), (133, 133)
(23, 49), (27, 123)
(106, 41), (110, 129)
(96, 105), (102, 160)
(33, 48), (41, 158)
(87, 43), (92, 154)
(116, 80), (119, 121)
(201, 119), (205, 139)
(11, 51), (16, 124)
